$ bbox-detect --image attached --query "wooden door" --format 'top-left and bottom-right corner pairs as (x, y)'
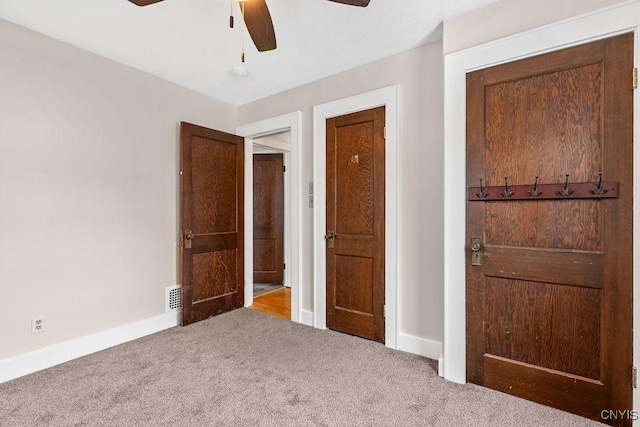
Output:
(180, 122), (244, 326)
(466, 34), (633, 424)
(326, 106), (385, 343)
(253, 153), (284, 284)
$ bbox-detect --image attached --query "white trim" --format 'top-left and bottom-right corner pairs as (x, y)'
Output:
(236, 112), (303, 323)
(0, 311), (179, 384)
(312, 85), (400, 350)
(443, 1), (640, 387)
(253, 138), (290, 152)
(397, 332), (442, 361)
(633, 17), (640, 422)
(300, 309), (314, 327)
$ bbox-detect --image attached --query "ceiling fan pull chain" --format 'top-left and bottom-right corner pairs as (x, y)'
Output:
(240, 1), (246, 62)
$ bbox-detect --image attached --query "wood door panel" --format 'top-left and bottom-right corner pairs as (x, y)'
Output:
(253, 239), (276, 272)
(334, 235), (374, 258)
(484, 355), (605, 421)
(189, 232), (240, 252)
(327, 107), (385, 343)
(254, 158), (278, 229)
(253, 154), (284, 284)
(484, 63), (603, 184)
(335, 121), (375, 236)
(181, 122), (244, 326)
(466, 33), (633, 425)
(485, 201), (603, 250)
(191, 136), (238, 234)
(485, 278), (601, 379)
(335, 255), (373, 314)
(483, 245), (604, 288)
(192, 249), (239, 302)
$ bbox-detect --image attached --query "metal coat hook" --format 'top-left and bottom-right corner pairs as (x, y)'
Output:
(476, 179), (487, 198)
(591, 172), (607, 195)
(558, 174), (574, 196)
(528, 176), (541, 197)
(501, 177), (513, 197)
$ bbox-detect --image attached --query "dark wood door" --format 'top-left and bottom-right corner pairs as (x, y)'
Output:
(253, 153), (284, 284)
(180, 122), (244, 326)
(466, 34), (633, 425)
(326, 106), (385, 343)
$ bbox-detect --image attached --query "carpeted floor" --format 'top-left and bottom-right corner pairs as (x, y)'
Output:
(0, 309), (603, 426)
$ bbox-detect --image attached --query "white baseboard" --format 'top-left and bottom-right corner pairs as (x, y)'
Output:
(299, 309), (314, 327)
(398, 332), (443, 361)
(0, 310), (180, 384)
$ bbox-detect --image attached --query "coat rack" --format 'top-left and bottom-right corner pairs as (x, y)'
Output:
(468, 174), (619, 202)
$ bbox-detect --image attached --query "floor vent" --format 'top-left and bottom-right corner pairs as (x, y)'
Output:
(166, 285), (181, 312)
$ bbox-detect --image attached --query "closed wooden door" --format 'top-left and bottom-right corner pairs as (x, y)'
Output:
(180, 122), (244, 326)
(326, 106), (385, 343)
(253, 153), (284, 284)
(466, 34), (633, 424)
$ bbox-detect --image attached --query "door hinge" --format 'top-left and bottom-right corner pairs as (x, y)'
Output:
(383, 304), (386, 318)
(383, 127), (387, 139)
(633, 68), (638, 89)
(283, 263), (286, 270)
(633, 366), (637, 388)
(283, 165), (286, 172)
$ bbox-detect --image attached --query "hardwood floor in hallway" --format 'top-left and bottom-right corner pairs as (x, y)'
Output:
(250, 287), (291, 320)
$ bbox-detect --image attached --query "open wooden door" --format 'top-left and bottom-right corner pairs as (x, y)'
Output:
(466, 34), (633, 425)
(253, 153), (284, 284)
(180, 122), (244, 326)
(326, 107), (385, 343)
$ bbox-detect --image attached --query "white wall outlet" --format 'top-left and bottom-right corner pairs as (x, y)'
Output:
(31, 316), (45, 334)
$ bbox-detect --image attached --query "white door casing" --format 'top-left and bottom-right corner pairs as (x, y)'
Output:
(313, 85), (401, 350)
(236, 112), (303, 323)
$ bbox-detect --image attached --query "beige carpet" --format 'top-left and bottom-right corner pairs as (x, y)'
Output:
(0, 309), (602, 426)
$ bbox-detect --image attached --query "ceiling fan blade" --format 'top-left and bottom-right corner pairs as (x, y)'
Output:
(127, 0), (164, 6)
(241, 0), (277, 52)
(327, 0), (370, 6)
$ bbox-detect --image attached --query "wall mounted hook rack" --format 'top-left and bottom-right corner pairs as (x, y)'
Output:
(469, 179), (618, 202)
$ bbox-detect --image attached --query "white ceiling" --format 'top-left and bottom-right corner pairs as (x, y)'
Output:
(0, 0), (497, 106)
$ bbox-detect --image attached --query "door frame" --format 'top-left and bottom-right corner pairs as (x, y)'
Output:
(313, 85), (400, 349)
(443, 0), (640, 398)
(236, 112), (303, 323)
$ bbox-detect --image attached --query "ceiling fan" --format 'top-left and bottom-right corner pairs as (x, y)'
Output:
(128, 0), (370, 53)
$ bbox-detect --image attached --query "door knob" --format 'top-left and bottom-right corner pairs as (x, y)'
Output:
(325, 230), (336, 249)
(185, 229), (193, 249)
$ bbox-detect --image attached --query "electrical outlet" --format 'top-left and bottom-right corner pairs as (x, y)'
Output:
(31, 316), (45, 334)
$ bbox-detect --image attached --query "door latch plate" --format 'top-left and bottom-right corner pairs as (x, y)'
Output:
(471, 237), (482, 266)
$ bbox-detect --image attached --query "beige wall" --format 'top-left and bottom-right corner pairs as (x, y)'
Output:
(443, 0), (628, 54)
(239, 41), (445, 343)
(0, 19), (236, 359)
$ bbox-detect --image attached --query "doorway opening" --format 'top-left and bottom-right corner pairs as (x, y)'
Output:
(251, 137), (290, 319)
(236, 112), (303, 324)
